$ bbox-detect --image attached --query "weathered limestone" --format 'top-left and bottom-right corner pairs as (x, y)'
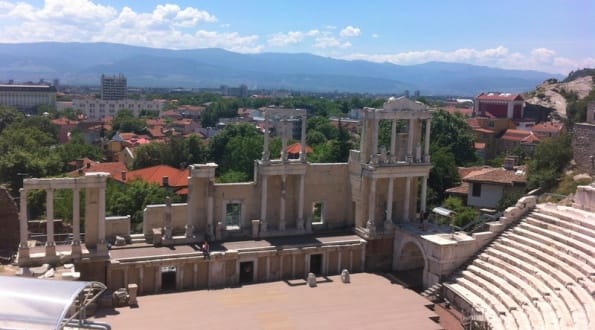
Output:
(307, 272), (317, 287)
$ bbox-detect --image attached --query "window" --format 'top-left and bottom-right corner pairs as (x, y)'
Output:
(488, 121), (494, 128)
(225, 202), (241, 230)
(311, 201), (324, 224)
(472, 183), (482, 197)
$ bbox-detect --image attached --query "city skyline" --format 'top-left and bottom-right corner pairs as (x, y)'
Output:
(0, 0), (593, 74)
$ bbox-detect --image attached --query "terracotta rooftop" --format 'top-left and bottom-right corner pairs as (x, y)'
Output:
(476, 92), (523, 101)
(68, 161), (127, 181)
(472, 127), (496, 134)
(531, 121), (564, 133)
(286, 142), (313, 155)
(463, 166), (526, 185)
(500, 129), (540, 143)
(445, 183), (469, 195)
(474, 142), (486, 149)
(51, 117), (79, 126)
(466, 118), (481, 128)
(125, 165), (188, 188)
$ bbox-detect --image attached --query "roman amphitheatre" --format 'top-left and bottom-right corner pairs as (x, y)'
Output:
(1, 97), (594, 329)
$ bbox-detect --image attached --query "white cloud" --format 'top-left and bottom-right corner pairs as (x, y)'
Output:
(340, 25), (361, 38)
(371, 33), (379, 39)
(267, 30), (320, 47)
(0, 0), (261, 53)
(314, 36), (351, 49)
(341, 46), (591, 74)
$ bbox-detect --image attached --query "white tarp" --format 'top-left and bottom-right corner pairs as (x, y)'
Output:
(0, 275), (106, 330)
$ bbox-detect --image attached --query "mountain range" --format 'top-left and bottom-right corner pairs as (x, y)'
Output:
(0, 42), (563, 96)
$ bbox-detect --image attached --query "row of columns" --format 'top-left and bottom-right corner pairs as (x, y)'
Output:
(260, 173), (306, 232)
(18, 187), (92, 260)
(366, 175), (428, 232)
(367, 118), (432, 163)
(186, 179), (215, 239)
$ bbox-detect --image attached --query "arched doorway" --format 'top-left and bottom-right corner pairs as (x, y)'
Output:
(394, 240), (426, 291)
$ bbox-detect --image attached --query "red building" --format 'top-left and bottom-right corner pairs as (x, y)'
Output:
(474, 92), (524, 119)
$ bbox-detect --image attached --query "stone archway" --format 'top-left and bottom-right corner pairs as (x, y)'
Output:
(393, 237), (428, 291)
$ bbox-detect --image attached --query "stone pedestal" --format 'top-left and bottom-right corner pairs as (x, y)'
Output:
(45, 242), (56, 257)
(215, 221), (223, 241)
(307, 272), (317, 287)
(71, 241), (82, 259)
(251, 220), (260, 238)
(127, 284), (138, 306)
(96, 240), (108, 255)
(341, 269), (350, 283)
(366, 220), (376, 235)
(185, 224), (195, 238)
(18, 244), (30, 261)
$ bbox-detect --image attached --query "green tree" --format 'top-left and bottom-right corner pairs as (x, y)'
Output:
(0, 106), (25, 132)
(430, 110), (477, 166)
(111, 109), (146, 134)
(132, 142), (169, 169)
(208, 123), (262, 180)
(427, 146), (460, 206)
(442, 196), (478, 227)
(526, 134), (573, 190)
(106, 180), (179, 232)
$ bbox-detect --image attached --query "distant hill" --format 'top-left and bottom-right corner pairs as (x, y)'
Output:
(0, 42), (562, 95)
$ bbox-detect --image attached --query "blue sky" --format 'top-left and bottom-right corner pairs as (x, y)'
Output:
(0, 0), (593, 74)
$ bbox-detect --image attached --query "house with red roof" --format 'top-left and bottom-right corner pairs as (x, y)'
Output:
(446, 160), (526, 209)
(474, 92), (525, 119)
(51, 117), (79, 143)
(499, 129), (540, 153)
(531, 121), (565, 139)
(122, 165), (189, 196)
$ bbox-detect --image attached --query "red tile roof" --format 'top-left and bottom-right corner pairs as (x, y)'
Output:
(51, 117), (79, 126)
(445, 183), (469, 195)
(531, 121), (563, 134)
(463, 166), (526, 185)
(286, 142), (313, 155)
(125, 165), (188, 188)
(68, 161), (128, 181)
(500, 129), (540, 143)
(476, 92), (523, 101)
(473, 128), (496, 134)
(474, 142), (486, 149)
(466, 118), (481, 128)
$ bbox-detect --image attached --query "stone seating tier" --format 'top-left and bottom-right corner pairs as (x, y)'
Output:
(444, 204), (594, 330)
(529, 211), (595, 239)
(525, 216), (595, 247)
(492, 237), (592, 323)
(444, 281), (508, 330)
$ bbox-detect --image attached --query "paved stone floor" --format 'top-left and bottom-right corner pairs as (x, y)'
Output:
(93, 273), (446, 329)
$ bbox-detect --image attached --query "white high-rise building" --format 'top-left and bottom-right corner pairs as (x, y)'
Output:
(101, 74), (127, 101)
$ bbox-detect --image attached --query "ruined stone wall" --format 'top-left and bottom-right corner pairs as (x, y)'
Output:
(0, 187), (19, 255)
(572, 123), (595, 175)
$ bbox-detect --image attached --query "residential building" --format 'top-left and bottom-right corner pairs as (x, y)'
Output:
(0, 84), (57, 112)
(474, 92), (524, 119)
(499, 129), (540, 153)
(72, 98), (165, 119)
(446, 161), (527, 209)
(531, 121), (565, 139)
(101, 74), (127, 100)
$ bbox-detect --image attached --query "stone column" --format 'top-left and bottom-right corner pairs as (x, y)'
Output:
(185, 181), (195, 238)
(71, 188), (82, 258)
(297, 174), (305, 230)
(366, 178), (376, 234)
(407, 119), (414, 163)
(163, 197), (173, 240)
(207, 181), (214, 238)
(360, 111), (368, 161)
(300, 115), (307, 161)
(403, 177), (411, 222)
(280, 175), (286, 231)
(390, 119), (397, 162)
(281, 121), (289, 161)
(262, 111), (270, 162)
(384, 178), (395, 230)
(424, 118), (431, 163)
(18, 188), (29, 259)
(45, 188), (56, 257)
(420, 176), (428, 215)
(97, 187), (107, 254)
(507, 101), (514, 118)
(372, 119), (379, 155)
(260, 175), (268, 232)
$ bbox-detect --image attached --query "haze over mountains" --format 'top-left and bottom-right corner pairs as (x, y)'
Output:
(0, 42), (562, 96)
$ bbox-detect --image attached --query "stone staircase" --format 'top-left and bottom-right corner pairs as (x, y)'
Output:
(444, 203), (595, 330)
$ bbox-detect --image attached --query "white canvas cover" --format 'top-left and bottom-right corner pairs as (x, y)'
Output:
(0, 275), (106, 329)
